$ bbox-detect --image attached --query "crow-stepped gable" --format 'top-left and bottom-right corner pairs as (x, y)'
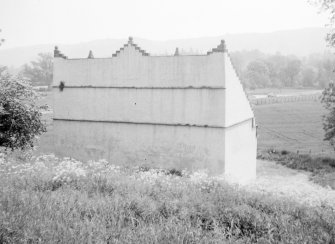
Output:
(52, 37), (257, 181)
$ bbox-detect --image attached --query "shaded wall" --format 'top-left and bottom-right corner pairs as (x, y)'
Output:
(52, 120), (225, 174)
(224, 119), (257, 181)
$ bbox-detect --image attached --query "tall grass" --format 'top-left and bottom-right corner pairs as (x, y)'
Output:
(260, 149), (335, 189)
(0, 155), (335, 243)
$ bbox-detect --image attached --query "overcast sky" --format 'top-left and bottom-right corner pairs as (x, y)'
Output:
(0, 0), (328, 49)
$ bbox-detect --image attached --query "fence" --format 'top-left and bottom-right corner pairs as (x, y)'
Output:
(250, 94), (321, 105)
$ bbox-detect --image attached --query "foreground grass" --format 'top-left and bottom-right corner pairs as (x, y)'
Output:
(259, 149), (335, 190)
(1, 155), (335, 243)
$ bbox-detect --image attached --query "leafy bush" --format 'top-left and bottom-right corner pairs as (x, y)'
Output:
(321, 83), (335, 148)
(0, 72), (46, 150)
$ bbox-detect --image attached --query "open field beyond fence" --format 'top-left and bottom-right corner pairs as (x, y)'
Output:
(254, 100), (335, 156)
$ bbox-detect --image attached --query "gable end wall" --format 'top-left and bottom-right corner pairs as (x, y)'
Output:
(51, 45), (257, 179)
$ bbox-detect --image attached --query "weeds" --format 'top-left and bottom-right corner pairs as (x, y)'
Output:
(1, 155), (335, 243)
(259, 149), (335, 189)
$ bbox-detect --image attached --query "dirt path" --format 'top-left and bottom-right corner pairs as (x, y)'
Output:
(246, 160), (335, 208)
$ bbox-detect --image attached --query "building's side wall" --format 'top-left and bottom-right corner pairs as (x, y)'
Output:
(224, 53), (254, 127)
(53, 88), (225, 127)
(52, 120), (226, 174)
(53, 46), (225, 88)
(223, 54), (257, 180)
(224, 119), (257, 181)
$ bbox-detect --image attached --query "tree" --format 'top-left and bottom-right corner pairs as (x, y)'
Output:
(264, 58), (282, 87)
(244, 60), (271, 89)
(281, 58), (302, 87)
(0, 72), (46, 150)
(311, 0), (335, 46)
(311, 1), (335, 148)
(0, 28), (6, 74)
(0, 66), (6, 75)
(321, 83), (335, 148)
(301, 67), (317, 87)
(21, 53), (53, 87)
(0, 29), (4, 46)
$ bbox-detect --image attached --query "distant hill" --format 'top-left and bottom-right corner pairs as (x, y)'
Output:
(0, 27), (331, 68)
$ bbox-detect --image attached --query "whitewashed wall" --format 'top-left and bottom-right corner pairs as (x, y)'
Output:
(53, 47), (225, 88)
(52, 42), (257, 180)
(52, 120), (226, 174)
(53, 89), (225, 126)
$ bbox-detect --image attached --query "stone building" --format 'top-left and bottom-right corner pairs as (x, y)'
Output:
(52, 37), (257, 180)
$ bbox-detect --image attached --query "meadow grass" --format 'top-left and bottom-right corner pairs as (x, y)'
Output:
(1, 155), (335, 243)
(260, 149), (335, 190)
(254, 100), (335, 156)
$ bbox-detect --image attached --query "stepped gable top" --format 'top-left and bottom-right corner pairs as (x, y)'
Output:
(54, 46), (67, 59)
(207, 40), (227, 55)
(53, 38), (228, 59)
(112, 36), (150, 57)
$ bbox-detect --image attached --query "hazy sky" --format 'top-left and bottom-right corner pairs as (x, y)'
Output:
(0, 0), (328, 49)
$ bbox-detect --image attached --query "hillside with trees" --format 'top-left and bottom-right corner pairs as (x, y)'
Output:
(230, 51), (335, 89)
(21, 53), (53, 87)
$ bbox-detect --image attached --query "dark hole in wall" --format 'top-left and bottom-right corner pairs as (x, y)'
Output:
(59, 81), (65, 91)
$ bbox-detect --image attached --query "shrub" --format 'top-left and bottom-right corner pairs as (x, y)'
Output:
(167, 168), (183, 177)
(0, 72), (46, 151)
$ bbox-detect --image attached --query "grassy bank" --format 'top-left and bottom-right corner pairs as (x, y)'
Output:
(259, 149), (335, 190)
(1, 155), (335, 243)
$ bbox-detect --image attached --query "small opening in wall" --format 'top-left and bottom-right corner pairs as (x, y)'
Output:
(59, 81), (65, 92)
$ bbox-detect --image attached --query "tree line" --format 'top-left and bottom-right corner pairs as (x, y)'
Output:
(230, 50), (335, 89)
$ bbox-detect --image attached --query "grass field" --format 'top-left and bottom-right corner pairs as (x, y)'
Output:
(253, 100), (335, 157)
(1, 155), (335, 243)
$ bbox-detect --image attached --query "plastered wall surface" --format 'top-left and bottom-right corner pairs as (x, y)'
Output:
(52, 120), (225, 174)
(53, 88), (225, 126)
(224, 119), (257, 181)
(224, 53), (254, 126)
(51, 39), (257, 179)
(53, 47), (225, 88)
